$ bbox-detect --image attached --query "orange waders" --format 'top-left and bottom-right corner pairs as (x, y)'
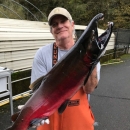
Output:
(37, 87), (95, 130)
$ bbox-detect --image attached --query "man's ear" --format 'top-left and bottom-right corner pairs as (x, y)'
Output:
(71, 21), (75, 31)
(71, 21), (74, 26)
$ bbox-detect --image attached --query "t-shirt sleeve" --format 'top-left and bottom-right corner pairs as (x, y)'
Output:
(97, 62), (101, 81)
(31, 49), (47, 84)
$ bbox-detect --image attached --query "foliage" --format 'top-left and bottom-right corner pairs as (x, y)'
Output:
(0, 0), (25, 20)
(0, 0), (129, 29)
(110, 0), (130, 29)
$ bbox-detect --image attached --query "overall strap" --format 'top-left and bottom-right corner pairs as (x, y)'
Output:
(52, 42), (58, 67)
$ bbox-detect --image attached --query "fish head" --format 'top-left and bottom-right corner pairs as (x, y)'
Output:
(97, 21), (114, 59)
(81, 13), (114, 62)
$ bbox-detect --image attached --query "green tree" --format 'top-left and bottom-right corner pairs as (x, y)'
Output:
(0, 0), (129, 29)
(110, 0), (130, 29)
(0, 0), (25, 19)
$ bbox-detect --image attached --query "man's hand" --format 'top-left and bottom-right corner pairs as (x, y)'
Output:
(30, 118), (50, 128)
(18, 105), (24, 109)
(18, 105), (50, 128)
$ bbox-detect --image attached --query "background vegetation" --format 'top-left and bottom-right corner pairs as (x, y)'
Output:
(0, 0), (129, 30)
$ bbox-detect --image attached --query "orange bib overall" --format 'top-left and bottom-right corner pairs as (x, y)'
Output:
(37, 87), (95, 130)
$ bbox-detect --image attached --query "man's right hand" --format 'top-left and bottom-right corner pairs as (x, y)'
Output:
(30, 118), (50, 128)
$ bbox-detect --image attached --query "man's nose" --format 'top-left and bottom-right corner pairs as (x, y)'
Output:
(57, 22), (64, 28)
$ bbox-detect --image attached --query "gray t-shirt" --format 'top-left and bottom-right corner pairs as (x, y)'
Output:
(31, 43), (100, 83)
(31, 43), (68, 83)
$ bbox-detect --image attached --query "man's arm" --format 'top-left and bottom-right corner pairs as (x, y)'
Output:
(83, 66), (98, 94)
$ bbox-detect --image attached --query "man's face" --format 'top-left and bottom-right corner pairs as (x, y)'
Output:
(50, 15), (74, 41)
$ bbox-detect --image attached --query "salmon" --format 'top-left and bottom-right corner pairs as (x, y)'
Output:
(6, 13), (113, 130)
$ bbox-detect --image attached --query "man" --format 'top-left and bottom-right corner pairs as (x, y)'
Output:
(30, 7), (100, 130)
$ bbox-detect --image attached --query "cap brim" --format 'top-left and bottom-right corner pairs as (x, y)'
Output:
(49, 14), (69, 25)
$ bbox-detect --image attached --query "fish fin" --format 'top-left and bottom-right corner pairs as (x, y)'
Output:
(29, 75), (45, 92)
(58, 100), (69, 114)
(11, 111), (20, 122)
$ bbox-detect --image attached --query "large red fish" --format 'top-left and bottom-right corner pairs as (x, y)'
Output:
(6, 13), (113, 130)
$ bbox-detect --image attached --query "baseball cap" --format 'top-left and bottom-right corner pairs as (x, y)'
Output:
(48, 7), (73, 25)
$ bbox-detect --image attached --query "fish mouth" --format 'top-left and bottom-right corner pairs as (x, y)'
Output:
(98, 22), (114, 50)
(85, 13), (114, 60)
(97, 21), (114, 59)
(90, 13), (114, 50)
